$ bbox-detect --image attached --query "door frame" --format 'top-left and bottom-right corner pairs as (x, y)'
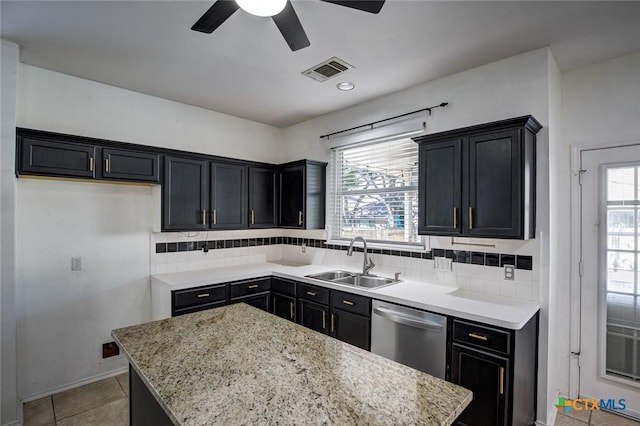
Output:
(570, 140), (640, 399)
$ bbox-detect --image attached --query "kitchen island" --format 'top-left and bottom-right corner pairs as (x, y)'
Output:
(112, 303), (472, 425)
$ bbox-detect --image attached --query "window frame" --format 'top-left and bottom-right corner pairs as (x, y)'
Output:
(327, 136), (427, 251)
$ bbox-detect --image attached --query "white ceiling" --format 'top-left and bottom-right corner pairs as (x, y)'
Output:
(2, 1), (640, 127)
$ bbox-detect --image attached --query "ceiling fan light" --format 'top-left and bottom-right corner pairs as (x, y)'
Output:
(235, 0), (287, 17)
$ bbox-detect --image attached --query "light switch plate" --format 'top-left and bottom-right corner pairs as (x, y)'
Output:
(71, 257), (82, 271)
(434, 256), (452, 272)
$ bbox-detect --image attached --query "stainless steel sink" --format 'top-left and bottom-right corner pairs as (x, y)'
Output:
(305, 270), (400, 290)
(332, 275), (398, 289)
(307, 270), (354, 281)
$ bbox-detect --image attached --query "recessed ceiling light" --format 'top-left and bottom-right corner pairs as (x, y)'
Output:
(337, 82), (355, 91)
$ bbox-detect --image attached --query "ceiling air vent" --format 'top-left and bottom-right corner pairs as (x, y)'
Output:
(302, 57), (354, 82)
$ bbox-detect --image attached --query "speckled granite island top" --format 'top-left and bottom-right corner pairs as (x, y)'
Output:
(112, 303), (472, 426)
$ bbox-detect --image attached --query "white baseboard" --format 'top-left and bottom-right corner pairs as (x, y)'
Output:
(20, 367), (128, 404)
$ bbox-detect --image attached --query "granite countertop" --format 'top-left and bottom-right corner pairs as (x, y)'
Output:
(113, 303), (472, 426)
(151, 262), (539, 329)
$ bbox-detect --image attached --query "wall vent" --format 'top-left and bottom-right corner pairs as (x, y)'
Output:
(302, 57), (354, 82)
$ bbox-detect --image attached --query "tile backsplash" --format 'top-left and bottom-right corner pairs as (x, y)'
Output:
(150, 229), (539, 302)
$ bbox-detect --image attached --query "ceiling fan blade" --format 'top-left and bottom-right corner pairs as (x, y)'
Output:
(191, 0), (240, 34)
(320, 0), (385, 14)
(272, 1), (310, 52)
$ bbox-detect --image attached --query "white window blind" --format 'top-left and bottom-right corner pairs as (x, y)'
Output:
(328, 137), (422, 247)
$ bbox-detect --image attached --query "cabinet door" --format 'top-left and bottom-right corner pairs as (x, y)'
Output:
(19, 137), (96, 178)
(418, 139), (462, 235)
(248, 167), (277, 228)
(298, 300), (329, 334)
(466, 129), (522, 238)
(231, 292), (270, 312)
(272, 292), (296, 322)
(331, 308), (370, 351)
(211, 162), (247, 229)
(451, 343), (509, 426)
(279, 165), (305, 228)
(101, 148), (159, 183)
(163, 156), (208, 231)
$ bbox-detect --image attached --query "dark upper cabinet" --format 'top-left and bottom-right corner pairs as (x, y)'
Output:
(101, 148), (159, 183)
(279, 160), (327, 229)
(210, 162), (247, 229)
(249, 167), (278, 228)
(163, 156), (209, 231)
(19, 137), (96, 178)
(415, 116), (540, 239)
(418, 139), (462, 235)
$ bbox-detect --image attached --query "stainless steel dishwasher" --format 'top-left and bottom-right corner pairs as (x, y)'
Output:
(371, 300), (447, 379)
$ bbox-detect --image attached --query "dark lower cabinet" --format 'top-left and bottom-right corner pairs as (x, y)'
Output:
(163, 156), (208, 231)
(451, 344), (509, 426)
(298, 299), (329, 334)
(171, 283), (227, 316)
(101, 148), (159, 183)
(449, 314), (538, 426)
(231, 292), (270, 312)
(19, 137), (96, 178)
(272, 292), (296, 322)
(130, 366), (173, 426)
(331, 308), (370, 350)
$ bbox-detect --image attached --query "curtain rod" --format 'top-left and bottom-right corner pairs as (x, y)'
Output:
(319, 102), (449, 140)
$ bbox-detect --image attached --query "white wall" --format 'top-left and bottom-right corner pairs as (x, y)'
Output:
(17, 64), (283, 164)
(281, 48), (551, 162)
(551, 51), (640, 409)
(14, 64), (284, 400)
(1, 39), (20, 426)
(16, 179), (152, 398)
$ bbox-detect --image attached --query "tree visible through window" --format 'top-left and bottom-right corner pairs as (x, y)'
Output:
(329, 138), (421, 246)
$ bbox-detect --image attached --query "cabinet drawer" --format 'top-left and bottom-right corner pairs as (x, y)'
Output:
(229, 278), (271, 298)
(20, 138), (96, 178)
(331, 290), (371, 317)
(173, 300), (226, 317)
(298, 282), (329, 305)
(452, 319), (511, 355)
(173, 284), (227, 310)
(271, 277), (296, 296)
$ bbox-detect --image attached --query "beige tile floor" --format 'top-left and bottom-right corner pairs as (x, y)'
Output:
(555, 400), (640, 426)
(24, 378), (640, 426)
(23, 373), (129, 426)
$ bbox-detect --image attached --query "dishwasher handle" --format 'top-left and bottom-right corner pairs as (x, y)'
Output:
(373, 306), (444, 332)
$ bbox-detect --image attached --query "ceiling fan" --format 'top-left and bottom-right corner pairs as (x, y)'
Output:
(191, 0), (386, 52)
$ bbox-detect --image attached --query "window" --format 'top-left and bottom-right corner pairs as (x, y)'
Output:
(605, 165), (640, 382)
(328, 137), (422, 248)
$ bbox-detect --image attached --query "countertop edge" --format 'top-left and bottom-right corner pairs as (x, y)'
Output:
(151, 263), (540, 330)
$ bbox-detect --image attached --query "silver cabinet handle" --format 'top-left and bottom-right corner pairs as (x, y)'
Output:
(453, 207), (457, 229)
(201, 210), (206, 225)
(89, 157), (94, 172)
(251, 210), (255, 225)
(373, 306), (443, 332)
(469, 207), (474, 229)
(105, 158), (110, 173)
(298, 211), (303, 226)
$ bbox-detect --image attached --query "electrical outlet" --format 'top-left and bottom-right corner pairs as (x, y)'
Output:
(301, 243), (306, 253)
(434, 256), (452, 272)
(504, 264), (515, 280)
(71, 257), (82, 271)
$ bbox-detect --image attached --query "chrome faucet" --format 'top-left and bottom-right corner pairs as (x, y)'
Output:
(347, 236), (375, 276)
